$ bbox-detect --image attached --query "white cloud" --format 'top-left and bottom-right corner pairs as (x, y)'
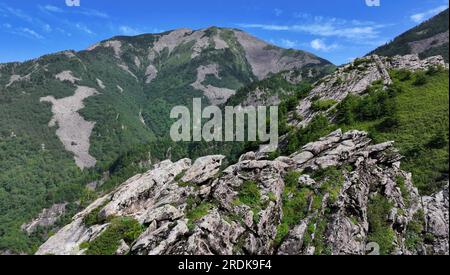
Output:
(42, 5), (63, 13)
(410, 5), (448, 23)
(77, 8), (109, 19)
(39, 4), (109, 19)
(310, 39), (338, 51)
(280, 39), (297, 48)
(239, 23), (382, 40)
(119, 25), (141, 35)
(20, 28), (44, 39)
(75, 23), (94, 35)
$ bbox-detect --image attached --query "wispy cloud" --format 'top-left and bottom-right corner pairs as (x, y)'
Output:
(74, 23), (94, 35)
(0, 3), (34, 23)
(77, 8), (109, 18)
(279, 39), (297, 48)
(310, 39), (338, 51)
(238, 22), (383, 40)
(41, 5), (64, 13)
(39, 4), (109, 19)
(118, 25), (142, 35)
(20, 27), (44, 39)
(410, 5), (448, 23)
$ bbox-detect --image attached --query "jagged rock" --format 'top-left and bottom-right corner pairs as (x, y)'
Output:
(21, 203), (67, 234)
(115, 240), (130, 255)
(277, 220), (309, 255)
(37, 129), (449, 256)
(181, 155), (225, 184)
(298, 175), (316, 187)
(422, 184), (449, 255)
(140, 204), (183, 225)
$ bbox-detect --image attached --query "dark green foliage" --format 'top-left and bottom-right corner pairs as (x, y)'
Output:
(367, 194), (395, 255)
(336, 84), (397, 125)
(275, 171), (313, 245)
(84, 217), (144, 255)
(340, 70), (449, 195)
(426, 131), (448, 149)
(405, 210), (426, 251)
(82, 200), (110, 227)
(283, 115), (337, 155)
(412, 71), (427, 86)
(235, 180), (265, 223)
(370, 9), (449, 62)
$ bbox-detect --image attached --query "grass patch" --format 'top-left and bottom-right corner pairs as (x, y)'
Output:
(83, 217), (144, 255)
(367, 194), (395, 255)
(82, 200), (110, 227)
(311, 99), (338, 112)
(339, 70), (449, 195)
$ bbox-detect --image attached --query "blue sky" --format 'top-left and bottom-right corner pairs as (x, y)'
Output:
(0, 0), (448, 64)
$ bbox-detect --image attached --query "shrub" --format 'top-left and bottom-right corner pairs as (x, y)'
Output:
(405, 210), (425, 251)
(367, 195), (395, 255)
(413, 72), (427, 86)
(84, 217), (144, 255)
(82, 200), (110, 226)
(394, 69), (412, 81)
(376, 116), (400, 132)
(311, 99), (338, 112)
(426, 131), (448, 149)
(186, 202), (213, 230)
(235, 180), (265, 223)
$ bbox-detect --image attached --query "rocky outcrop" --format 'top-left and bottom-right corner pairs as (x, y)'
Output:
(36, 129), (449, 255)
(422, 184), (449, 255)
(21, 203), (67, 234)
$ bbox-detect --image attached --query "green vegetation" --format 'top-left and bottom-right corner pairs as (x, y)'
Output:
(311, 99), (337, 112)
(370, 9), (449, 62)
(367, 194), (395, 255)
(83, 217), (144, 255)
(186, 202), (214, 231)
(405, 210), (426, 251)
(275, 167), (346, 248)
(234, 180), (266, 223)
(82, 200), (110, 227)
(338, 69), (449, 195)
(283, 114), (338, 155)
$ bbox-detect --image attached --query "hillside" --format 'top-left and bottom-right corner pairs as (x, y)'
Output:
(370, 9), (449, 62)
(0, 27), (333, 253)
(35, 51), (449, 255)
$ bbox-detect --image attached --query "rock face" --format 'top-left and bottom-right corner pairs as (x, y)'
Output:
(36, 129), (449, 255)
(294, 54), (448, 126)
(21, 203), (67, 234)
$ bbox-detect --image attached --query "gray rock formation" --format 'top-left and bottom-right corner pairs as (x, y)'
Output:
(36, 129), (449, 255)
(21, 203), (67, 234)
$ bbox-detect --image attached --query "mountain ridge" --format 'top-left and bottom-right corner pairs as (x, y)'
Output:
(369, 9), (449, 62)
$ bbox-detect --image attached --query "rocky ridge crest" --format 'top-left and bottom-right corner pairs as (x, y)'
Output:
(36, 129), (449, 255)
